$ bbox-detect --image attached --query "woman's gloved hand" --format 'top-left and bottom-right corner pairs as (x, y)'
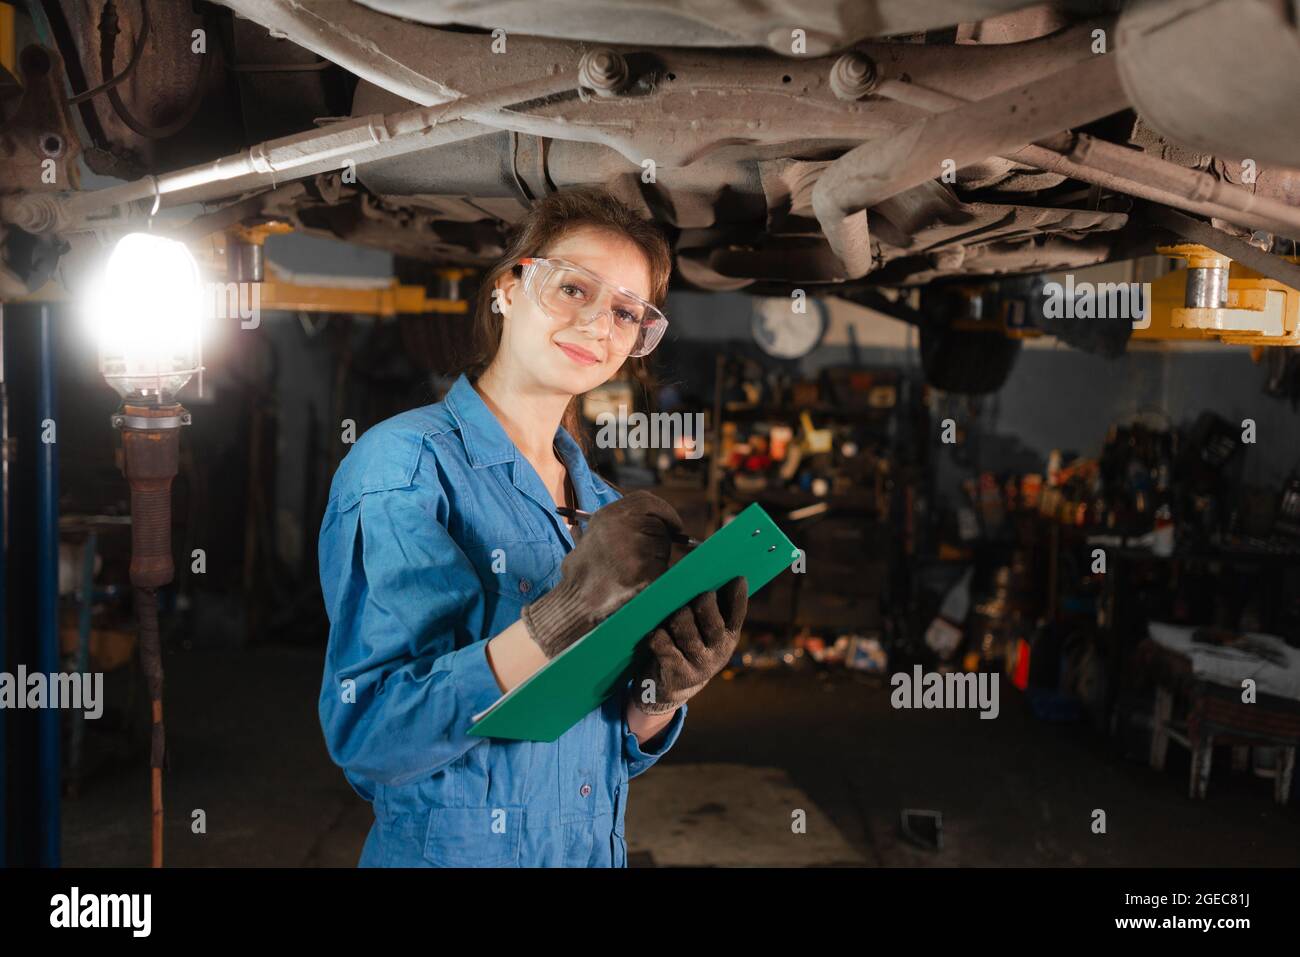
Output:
(631, 576), (748, 715)
(522, 490), (685, 659)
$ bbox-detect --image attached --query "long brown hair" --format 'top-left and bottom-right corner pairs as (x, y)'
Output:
(456, 187), (673, 454)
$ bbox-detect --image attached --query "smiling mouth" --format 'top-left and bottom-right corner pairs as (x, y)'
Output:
(556, 341), (599, 364)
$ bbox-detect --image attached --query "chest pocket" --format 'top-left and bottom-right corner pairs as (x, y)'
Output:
(463, 537), (560, 616)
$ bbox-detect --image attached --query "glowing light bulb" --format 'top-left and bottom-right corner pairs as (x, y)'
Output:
(90, 232), (204, 401)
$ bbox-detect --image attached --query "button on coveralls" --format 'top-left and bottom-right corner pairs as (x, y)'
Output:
(318, 372), (686, 866)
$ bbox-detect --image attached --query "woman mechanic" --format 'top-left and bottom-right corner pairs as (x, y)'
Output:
(317, 186), (748, 867)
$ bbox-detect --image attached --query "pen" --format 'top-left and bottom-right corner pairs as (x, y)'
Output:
(556, 506), (702, 547)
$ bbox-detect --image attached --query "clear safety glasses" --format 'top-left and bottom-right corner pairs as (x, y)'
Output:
(517, 257), (668, 358)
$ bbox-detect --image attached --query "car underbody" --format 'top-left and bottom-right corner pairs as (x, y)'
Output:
(3, 0), (1300, 388)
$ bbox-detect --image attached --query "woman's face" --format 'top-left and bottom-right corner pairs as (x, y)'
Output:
(494, 226), (655, 394)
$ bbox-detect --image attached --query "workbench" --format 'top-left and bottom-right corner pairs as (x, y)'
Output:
(1139, 623), (1300, 804)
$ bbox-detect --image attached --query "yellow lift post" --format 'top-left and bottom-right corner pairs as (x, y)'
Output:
(8, 224), (472, 318)
(1132, 244), (1300, 347)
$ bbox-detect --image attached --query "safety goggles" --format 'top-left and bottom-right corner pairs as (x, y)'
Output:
(517, 256), (668, 358)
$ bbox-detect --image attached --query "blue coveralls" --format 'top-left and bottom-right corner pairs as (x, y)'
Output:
(317, 371), (687, 866)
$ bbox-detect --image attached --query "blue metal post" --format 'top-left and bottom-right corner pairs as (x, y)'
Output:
(0, 304), (7, 866)
(36, 305), (60, 867)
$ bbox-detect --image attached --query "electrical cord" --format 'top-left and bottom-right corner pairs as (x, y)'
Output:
(228, 59), (332, 72)
(65, 0), (147, 105)
(95, 0), (214, 140)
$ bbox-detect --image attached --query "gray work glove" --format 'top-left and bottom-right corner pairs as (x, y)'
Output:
(631, 575), (748, 715)
(522, 490), (684, 659)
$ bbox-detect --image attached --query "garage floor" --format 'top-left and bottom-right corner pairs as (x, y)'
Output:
(60, 645), (1299, 867)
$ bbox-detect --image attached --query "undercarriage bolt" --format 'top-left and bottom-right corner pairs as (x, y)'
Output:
(578, 49), (630, 95)
(40, 132), (64, 158)
(830, 51), (877, 100)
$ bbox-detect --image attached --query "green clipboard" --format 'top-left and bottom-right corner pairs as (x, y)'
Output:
(469, 502), (798, 741)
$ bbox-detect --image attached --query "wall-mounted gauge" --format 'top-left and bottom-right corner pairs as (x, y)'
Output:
(750, 296), (828, 359)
